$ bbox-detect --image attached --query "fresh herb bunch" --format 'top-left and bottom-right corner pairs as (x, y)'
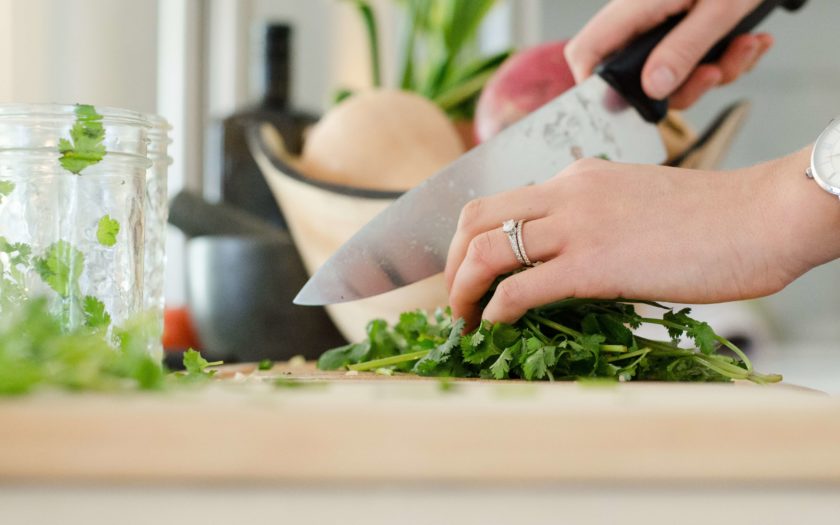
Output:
(339, 0), (512, 118)
(318, 299), (781, 384)
(0, 298), (220, 396)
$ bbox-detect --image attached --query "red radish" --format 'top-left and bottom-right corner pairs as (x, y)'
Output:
(474, 40), (575, 143)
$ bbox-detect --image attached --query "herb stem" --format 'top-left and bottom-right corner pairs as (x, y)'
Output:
(600, 344), (628, 353)
(523, 316), (550, 344)
(347, 350), (429, 371)
(526, 313), (582, 338)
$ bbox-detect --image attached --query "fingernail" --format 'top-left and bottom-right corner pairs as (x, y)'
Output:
(647, 66), (676, 99)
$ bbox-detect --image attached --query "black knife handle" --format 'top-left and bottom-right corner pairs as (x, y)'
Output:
(596, 0), (806, 123)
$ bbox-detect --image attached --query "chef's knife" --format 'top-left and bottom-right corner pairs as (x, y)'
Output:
(295, 0), (805, 306)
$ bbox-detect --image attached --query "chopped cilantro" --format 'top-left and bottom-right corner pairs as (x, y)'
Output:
(82, 295), (111, 329)
(181, 349), (223, 379)
(58, 104), (106, 174)
(96, 215), (120, 247)
(0, 180), (14, 204)
(34, 240), (84, 299)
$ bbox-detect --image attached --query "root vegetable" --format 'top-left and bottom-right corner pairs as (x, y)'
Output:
(301, 90), (465, 191)
(474, 41), (575, 143)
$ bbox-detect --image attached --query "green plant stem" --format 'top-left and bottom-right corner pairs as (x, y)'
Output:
(640, 317), (753, 372)
(526, 314), (581, 338)
(600, 344), (628, 353)
(348, 350), (429, 371)
(523, 317), (550, 344)
(354, 0), (381, 87)
(433, 69), (494, 112)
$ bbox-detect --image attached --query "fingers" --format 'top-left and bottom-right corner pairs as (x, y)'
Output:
(668, 33), (773, 109)
(565, 0), (690, 83)
(642, 1), (758, 100)
(481, 260), (579, 325)
(448, 218), (564, 329)
(444, 184), (551, 291)
(668, 65), (723, 109)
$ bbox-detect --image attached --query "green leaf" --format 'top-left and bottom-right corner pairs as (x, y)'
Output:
(413, 318), (464, 375)
(0, 180), (14, 204)
(58, 104), (106, 174)
(687, 321), (718, 355)
(181, 349), (222, 379)
(489, 346), (513, 379)
(440, 0), (497, 57)
(0, 236), (31, 266)
(663, 309), (690, 342)
(82, 295), (111, 329)
(523, 346), (556, 380)
(317, 342), (370, 370)
(258, 359), (274, 371)
(96, 215), (120, 247)
(460, 321), (498, 365)
(34, 240), (85, 298)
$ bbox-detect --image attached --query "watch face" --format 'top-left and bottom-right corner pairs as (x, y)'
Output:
(813, 121), (840, 192)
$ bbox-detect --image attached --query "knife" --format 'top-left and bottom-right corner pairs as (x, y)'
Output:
(295, 0), (806, 306)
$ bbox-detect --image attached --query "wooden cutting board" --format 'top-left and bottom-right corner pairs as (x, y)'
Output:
(1, 361), (839, 484)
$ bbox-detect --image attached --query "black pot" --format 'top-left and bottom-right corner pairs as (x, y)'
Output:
(186, 234), (346, 362)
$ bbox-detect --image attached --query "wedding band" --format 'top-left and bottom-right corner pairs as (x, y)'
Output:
(515, 219), (534, 267)
(502, 219), (540, 268)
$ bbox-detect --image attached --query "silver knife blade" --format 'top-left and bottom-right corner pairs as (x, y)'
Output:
(294, 75), (666, 305)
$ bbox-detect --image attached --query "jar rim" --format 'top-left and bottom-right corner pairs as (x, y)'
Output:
(0, 103), (169, 131)
(0, 147), (152, 168)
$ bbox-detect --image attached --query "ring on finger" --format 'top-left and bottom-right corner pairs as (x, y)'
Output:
(502, 219), (541, 268)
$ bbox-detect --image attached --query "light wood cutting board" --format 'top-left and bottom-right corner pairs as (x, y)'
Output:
(1, 361), (839, 484)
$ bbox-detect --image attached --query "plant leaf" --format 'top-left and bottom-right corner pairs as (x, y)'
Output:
(59, 104), (106, 174)
(96, 215), (120, 247)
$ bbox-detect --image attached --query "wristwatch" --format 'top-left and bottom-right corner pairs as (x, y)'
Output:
(806, 118), (840, 197)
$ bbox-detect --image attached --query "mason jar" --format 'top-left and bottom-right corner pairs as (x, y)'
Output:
(143, 115), (172, 358)
(0, 104), (151, 341)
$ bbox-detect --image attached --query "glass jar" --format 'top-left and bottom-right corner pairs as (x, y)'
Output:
(0, 104), (151, 342)
(143, 115), (172, 358)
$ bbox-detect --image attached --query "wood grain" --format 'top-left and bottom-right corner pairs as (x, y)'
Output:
(1, 363), (838, 484)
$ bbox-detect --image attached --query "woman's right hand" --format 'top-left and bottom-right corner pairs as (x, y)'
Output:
(564, 0), (773, 109)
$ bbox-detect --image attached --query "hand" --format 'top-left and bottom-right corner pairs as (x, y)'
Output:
(565, 0), (773, 108)
(445, 148), (839, 329)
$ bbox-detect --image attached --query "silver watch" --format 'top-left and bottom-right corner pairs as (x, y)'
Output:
(806, 118), (840, 197)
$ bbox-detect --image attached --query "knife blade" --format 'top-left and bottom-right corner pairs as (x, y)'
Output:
(295, 0), (804, 306)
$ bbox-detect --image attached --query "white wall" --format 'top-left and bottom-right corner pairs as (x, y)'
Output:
(0, 0), (158, 112)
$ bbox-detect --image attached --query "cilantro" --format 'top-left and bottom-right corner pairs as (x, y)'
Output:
(34, 240), (84, 299)
(317, 298), (781, 384)
(489, 347), (513, 379)
(181, 349), (222, 379)
(58, 104), (106, 174)
(82, 295), (111, 329)
(96, 215), (120, 247)
(0, 180), (14, 204)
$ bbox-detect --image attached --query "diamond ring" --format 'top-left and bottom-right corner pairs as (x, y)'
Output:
(502, 219), (539, 268)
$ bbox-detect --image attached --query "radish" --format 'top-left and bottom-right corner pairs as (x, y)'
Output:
(474, 40), (575, 143)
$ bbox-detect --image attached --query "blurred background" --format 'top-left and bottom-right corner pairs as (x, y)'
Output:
(0, 0), (837, 379)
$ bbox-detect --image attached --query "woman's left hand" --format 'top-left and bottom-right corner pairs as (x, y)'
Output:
(444, 149), (835, 330)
